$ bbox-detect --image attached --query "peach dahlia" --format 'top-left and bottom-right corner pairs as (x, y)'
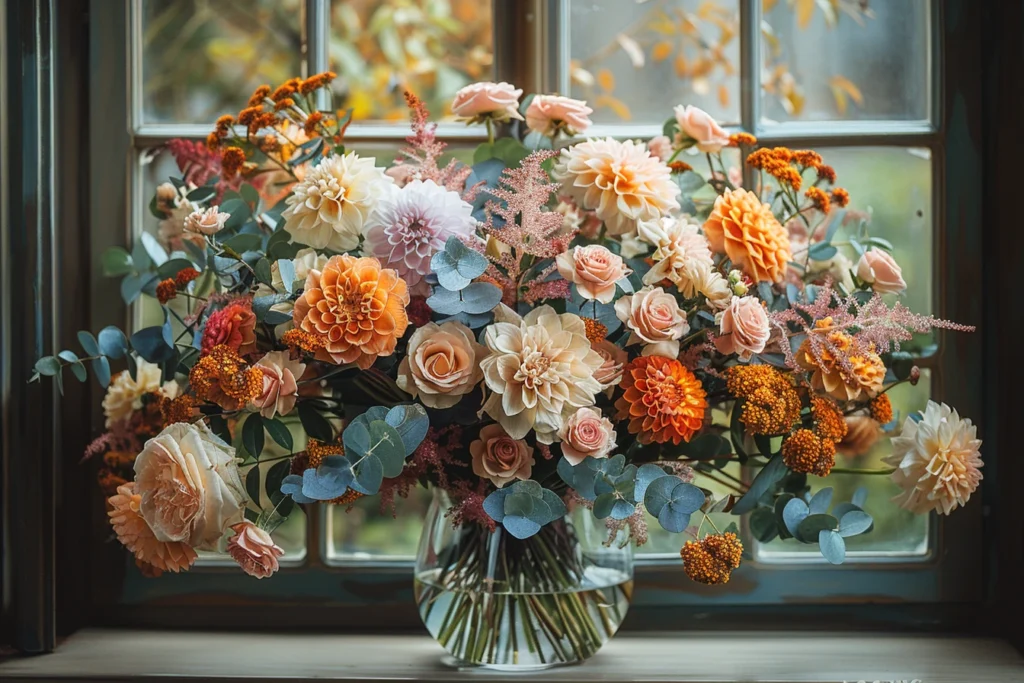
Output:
(615, 356), (707, 445)
(703, 188), (792, 284)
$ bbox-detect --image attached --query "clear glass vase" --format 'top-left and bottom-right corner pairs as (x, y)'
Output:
(414, 488), (634, 671)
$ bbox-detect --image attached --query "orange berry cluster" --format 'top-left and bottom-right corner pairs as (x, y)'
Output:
(680, 532), (744, 585)
(726, 365), (801, 436)
(189, 345), (264, 411)
(782, 428), (836, 477)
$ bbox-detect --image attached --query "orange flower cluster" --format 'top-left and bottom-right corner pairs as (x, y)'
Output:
(583, 317), (607, 344)
(271, 78), (303, 102)
(680, 532), (743, 585)
(831, 187), (850, 207)
(869, 393), (894, 424)
(811, 396), (848, 443)
(729, 132), (757, 147)
(667, 161), (693, 174)
(726, 365), (801, 436)
(160, 394), (198, 427)
(206, 115), (235, 151)
(797, 324), (886, 401)
(805, 186), (831, 214)
(303, 111), (325, 136)
(220, 147), (247, 179)
(782, 428), (836, 477)
(615, 356), (707, 445)
(98, 449), (137, 497)
(189, 345), (264, 411)
(281, 328), (328, 355)
(299, 71), (337, 95)
(746, 147), (804, 190)
(176, 267), (200, 288)
(156, 279), (177, 305)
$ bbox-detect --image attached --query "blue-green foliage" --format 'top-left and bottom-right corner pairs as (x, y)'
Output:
(774, 486), (874, 564)
(483, 480), (567, 540)
(426, 236), (501, 327)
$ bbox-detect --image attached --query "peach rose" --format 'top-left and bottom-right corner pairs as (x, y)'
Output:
(470, 423), (535, 488)
(184, 206), (230, 236)
(838, 415), (882, 457)
(615, 285), (690, 358)
(556, 245), (631, 303)
(647, 135), (673, 162)
(227, 521), (284, 579)
(397, 321), (486, 409)
(714, 296), (771, 361)
(451, 81), (523, 121)
(250, 351), (305, 418)
(525, 95), (593, 136)
(856, 249), (906, 294)
(133, 422), (246, 550)
(592, 339), (628, 388)
(558, 407), (616, 466)
(674, 105), (730, 153)
(385, 164), (417, 188)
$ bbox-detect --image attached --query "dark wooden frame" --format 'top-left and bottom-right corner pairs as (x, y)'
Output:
(2, 0), (1019, 654)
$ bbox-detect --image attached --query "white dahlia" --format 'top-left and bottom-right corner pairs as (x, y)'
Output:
(638, 216), (714, 289)
(554, 138), (680, 236)
(883, 401), (983, 515)
(363, 179), (478, 295)
(480, 306), (605, 443)
(281, 152), (393, 251)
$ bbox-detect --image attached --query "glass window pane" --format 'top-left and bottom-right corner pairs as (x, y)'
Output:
(760, 0), (929, 123)
(328, 0), (493, 122)
(141, 0), (303, 124)
(757, 370), (933, 560)
(326, 488), (431, 561)
(570, 0), (741, 126)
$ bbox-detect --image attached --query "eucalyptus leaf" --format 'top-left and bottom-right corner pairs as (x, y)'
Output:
(750, 507), (779, 542)
(460, 282), (502, 314)
(782, 497), (810, 537)
(280, 473), (315, 504)
(838, 510), (873, 537)
(818, 529), (846, 564)
(350, 454), (384, 495)
(502, 515), (542, 539)
(731, 455), (787, 515)
(385, 403), (429, 456)
(797, 513), (839, 543)
(808, 487), (834, 515)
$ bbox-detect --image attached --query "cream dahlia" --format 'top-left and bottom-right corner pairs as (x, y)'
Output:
(363, 179), (478, 295)
(480, 306), (605, 443)
(884, 401), (983, 515)
(637, 216), (714, 289)
(102, 358), (164, 427)
(554, 138), (680, 235)
(282, 152), (393, 251)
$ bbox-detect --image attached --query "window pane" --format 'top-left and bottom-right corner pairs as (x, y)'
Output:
(328, 0), (493, 122)
(141, 0), (303, 124)
(761, 0), (929, 123)
(325, 488), (430, 561)
(570, 0), (741, 125)
(757, 370), (933, 560)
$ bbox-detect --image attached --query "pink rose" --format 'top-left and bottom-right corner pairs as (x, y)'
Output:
(251, 351), (305, 418)
(713, 295), (770, 361)
(525, 95), (593, 136)
(856, 249), (906, 294)
(614, 285), (690, 358)
(674, 105), (730, 153)
(184, 206), (230, 236)
(558, 407), (616, 466)
(592, 339), (628, 388)
(470, 423), (535, 488)
(647, 135), (674, 162)
(556, 245), (631, 303)
(227, 521), (284, 579)
(397, 321), (486, 409)
(385, 164), (418, 188)
(451, 82), (523, 121)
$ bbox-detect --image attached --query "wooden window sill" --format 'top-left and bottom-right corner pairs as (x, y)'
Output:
(0, 629), (1020, 682)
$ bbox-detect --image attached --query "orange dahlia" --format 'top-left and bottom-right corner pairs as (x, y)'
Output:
(702, 188), (792, 284)
(615, 356), (707, 445)
(797, 332), (886, 401)
(292, 255), (410, 369)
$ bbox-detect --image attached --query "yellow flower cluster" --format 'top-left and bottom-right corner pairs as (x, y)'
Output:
(680, 532), (744, 585)
(726, 365), (801, 436)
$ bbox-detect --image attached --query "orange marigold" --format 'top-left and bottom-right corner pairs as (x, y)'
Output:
(583, 317), (607, 344)
(221, 147), (246, 179)
(805, 186), (831, 214)
(303, 111), (324, 136)
(730, 132), (757, 147)
(817, 165), (837, 183)
(792, 150), (823, 167)
(726, 365), (801, 436)
(205, 132), (222, 151)
(292, 255), (410, 369)
(811, 396), (848, 443)
(175, 267), (200, 288)
(782, 428), (836, 477)
(189, 345), (264, 410)
(831, 187), (850, 207)
(274, 97), (295, 111)
(615, 356), (707, 445)
(160, 394), (198, 427)
(869, 393), (894, 424)
(703, 188), (792, 283)
(214, 114), (235, 135)
(680, 532), (743, 585)
(237, 105), (263, 127)
(156, 278), (177, 304)
(305, 438), (343, 469)
(797, 334), (886, 401)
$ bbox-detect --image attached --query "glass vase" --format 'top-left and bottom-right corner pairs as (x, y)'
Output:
(414, 488), (634, 671)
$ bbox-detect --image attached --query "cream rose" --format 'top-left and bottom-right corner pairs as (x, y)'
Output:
(592, 339), (628, 389)
(451, 81), (523, 121)
(251, 351), (305, 418)
(615, 286), (690, 358)
(133, 422), (247, 550)
(397, 321), (486, 409)
(556, 244), (631, 303)
(646, 135), (673, 162)
(674, 105), (730, 153)
(714, 296), (771, 361)
(856, 249), (906, 294)
(525, 95), (593, 136)
(470, 423), (536, 488)
(558, 407), (616, 466)
(184, 206), (230, 236)
(227, 521), (284, 579)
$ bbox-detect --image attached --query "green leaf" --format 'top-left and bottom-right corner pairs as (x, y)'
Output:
(262, 417), (293, 451)
(222, 233), (262, 254)
(34, 356), (61, 376)
(298, 403), (334, 443)
(866, 237), (894, 251)
(91, 356), (111, 387)
(350, 453), (383, 495)
(77, 331), (100, 356)
(255, 258), (274, 286)
(240, 183), (260, 208)
(808, 487), (833, 514)
(782, 496), (809, 537)
(102, 247), (134, 276)
(838, 510), (873, 537)
(592, 492), (617, 519)
(731, 455), (788, 515)
(242, 413), (265, 459)
(97, 326), (128, 359)
(367, 420), (406, 477)
(460, 282), (502, 314)
(265, 460), (291, 502)
(808, 242), (838, 261)
(140, 232), (168, 267)
(431, 236), (488, 291)
(157, 258), (196, 279)
(246, 466), (261, 505)
(729, 400), (750, 464)
(750, 507), (779, 542)
(818, 529), (846, 564)
(384, 403), (429, 456)
(797, 513), (838, 543)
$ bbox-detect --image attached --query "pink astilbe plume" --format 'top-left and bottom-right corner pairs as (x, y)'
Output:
(446, 478), (496, 532)
(165, 139), (261, 199)
(522, 263), (571, 305)
(394, 92), (473, 196)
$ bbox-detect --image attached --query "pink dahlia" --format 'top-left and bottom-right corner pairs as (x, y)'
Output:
(363, 179), (478, 295)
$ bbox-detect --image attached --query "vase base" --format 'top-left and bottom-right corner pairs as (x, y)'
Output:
(440, 654), (581, 672)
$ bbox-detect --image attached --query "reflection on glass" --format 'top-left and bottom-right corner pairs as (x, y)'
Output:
(141, 0), (303, 124)
(329, 0), (493, 122)
(326, 487), (431, 561)
(761, 0), (929, 122)
(570, 0), (741, 125)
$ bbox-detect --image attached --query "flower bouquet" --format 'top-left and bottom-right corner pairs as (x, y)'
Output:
(35, 74), (981, 669)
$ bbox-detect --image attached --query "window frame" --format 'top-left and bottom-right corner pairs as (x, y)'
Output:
(31, 0), (986, 634)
